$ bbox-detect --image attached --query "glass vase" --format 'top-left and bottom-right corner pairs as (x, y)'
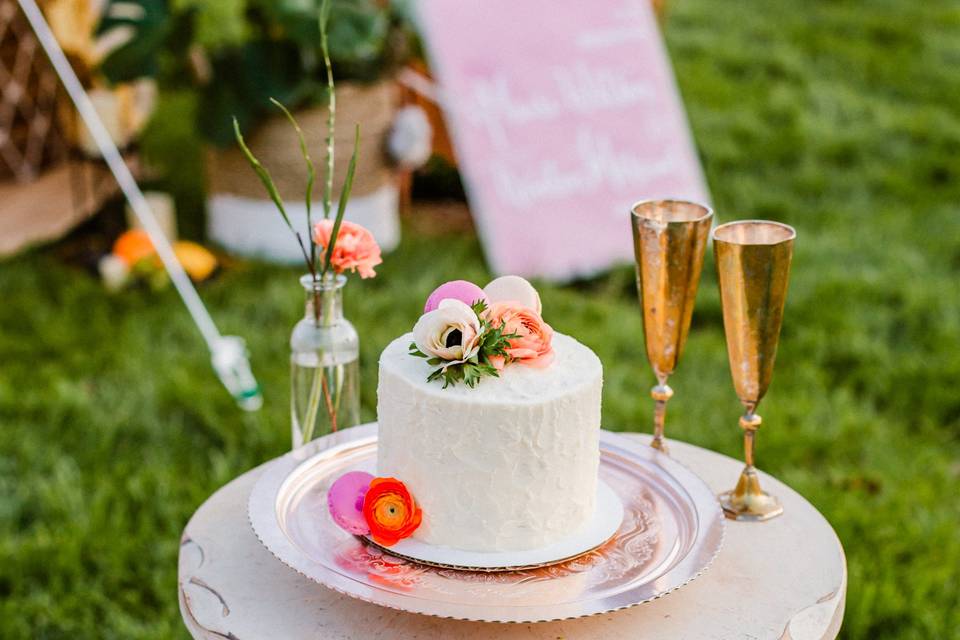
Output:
(290, 274), (360, 449)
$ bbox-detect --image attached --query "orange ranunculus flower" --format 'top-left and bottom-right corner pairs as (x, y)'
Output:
(112, 229), (156, 267)
(362, 477), (422, 546)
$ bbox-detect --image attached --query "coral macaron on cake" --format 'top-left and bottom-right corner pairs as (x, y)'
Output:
(328, 276), (603, 554)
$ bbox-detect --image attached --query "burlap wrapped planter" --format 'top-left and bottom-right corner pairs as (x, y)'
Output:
(206, 80), (401, 261)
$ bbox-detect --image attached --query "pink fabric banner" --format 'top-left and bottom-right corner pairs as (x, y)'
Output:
(418, 0), (710, 281)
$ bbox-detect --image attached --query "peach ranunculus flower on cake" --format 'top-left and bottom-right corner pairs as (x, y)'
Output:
(484, 301), (555, 368)
(313, 220), (382, 279)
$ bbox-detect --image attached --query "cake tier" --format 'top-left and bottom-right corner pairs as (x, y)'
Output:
(376, 332), (603, 552)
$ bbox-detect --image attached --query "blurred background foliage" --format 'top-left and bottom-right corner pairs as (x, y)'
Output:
(100, 0), (416, 226)
(1, 0), (959, 638)
(105, 0), (413, 143)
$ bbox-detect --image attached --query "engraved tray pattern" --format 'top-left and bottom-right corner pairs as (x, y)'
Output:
(248, 423), (724, 623)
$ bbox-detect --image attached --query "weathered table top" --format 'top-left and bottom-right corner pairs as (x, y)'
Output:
(178, 430), (846, 639)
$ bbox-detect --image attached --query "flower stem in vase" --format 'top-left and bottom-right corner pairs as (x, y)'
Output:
(294, 279), (355, 446)
(235, 0), (380, 450)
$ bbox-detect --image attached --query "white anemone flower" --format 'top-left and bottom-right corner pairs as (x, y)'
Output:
(412, 299), (482, 362)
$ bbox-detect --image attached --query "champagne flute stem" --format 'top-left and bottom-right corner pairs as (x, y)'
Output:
(650, 383), (674, 452)
(720, 409), (782, 521)
(739, 411), (762, 469)
(652, 398), (668, 450)
(743, 427), (755, 468)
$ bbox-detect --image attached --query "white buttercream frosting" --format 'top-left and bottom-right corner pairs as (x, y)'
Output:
(376, 332), (603, 552)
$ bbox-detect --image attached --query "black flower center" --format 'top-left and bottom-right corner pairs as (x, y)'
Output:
(445, 329), (463, 348)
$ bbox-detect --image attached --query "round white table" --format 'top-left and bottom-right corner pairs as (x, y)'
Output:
(178, 430), (846, 639)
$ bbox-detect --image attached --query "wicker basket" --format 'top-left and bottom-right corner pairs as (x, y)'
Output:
(205, 79), (402, 261)
(207, 80), (397, 201)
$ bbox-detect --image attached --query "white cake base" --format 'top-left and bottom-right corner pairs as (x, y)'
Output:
(364, 479), (623, 571)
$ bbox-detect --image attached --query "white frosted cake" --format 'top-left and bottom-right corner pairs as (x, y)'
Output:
(325, 276), (605, 555)
(377, 331), (602, 552)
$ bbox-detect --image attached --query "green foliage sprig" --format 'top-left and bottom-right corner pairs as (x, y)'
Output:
(230, 0), (359, 283)
(408, 301), (519, 389)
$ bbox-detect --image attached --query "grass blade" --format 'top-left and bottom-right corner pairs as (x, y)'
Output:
(322, 124), (360, 276)
(270, 98), (317, 268)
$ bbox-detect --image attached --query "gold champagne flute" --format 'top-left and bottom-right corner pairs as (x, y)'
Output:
(631, 200), (713, 453)
(713, 220), (795, 521)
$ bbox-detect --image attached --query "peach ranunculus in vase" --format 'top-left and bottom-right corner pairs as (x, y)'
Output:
(313, 220), (383, 279)
(484, 301), (555, 368)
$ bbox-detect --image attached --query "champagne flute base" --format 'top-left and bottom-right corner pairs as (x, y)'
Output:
(718, 467), (783, 522)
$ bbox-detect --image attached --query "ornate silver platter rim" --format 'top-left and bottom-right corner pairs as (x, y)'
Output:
(248, 423), (725, 623)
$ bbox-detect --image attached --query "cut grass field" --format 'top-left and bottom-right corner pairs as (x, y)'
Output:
(2, 0), (959, 637)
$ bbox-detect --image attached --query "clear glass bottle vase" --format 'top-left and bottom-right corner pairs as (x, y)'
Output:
(290, 274), (360, 448)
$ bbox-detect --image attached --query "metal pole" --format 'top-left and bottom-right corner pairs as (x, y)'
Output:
(18, 0), (262, 410)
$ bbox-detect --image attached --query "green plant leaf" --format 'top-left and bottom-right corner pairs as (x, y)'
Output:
(269, 99), (315, 218)
(408, 343), (429, 358)
(320, 0), (336, 220)
(324, 1), (390, 80)
(270, 98), (317, 267)
(97, 0), (169, 82)
(176, 0), (247, 50)
(201, 41), (302, 146)
(232, 118), (295, 235)
(322, 124), (360, 276)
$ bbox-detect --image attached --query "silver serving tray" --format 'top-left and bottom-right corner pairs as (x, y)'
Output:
(248, 423), (724, 623)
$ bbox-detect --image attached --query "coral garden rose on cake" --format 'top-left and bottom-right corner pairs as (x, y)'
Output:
(485, 302), (555, 368)
(362, 477), (422, 546)
(313, 219), (383, 278)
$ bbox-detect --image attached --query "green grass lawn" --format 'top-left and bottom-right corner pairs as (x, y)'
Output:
(2, 0), (960, 637)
